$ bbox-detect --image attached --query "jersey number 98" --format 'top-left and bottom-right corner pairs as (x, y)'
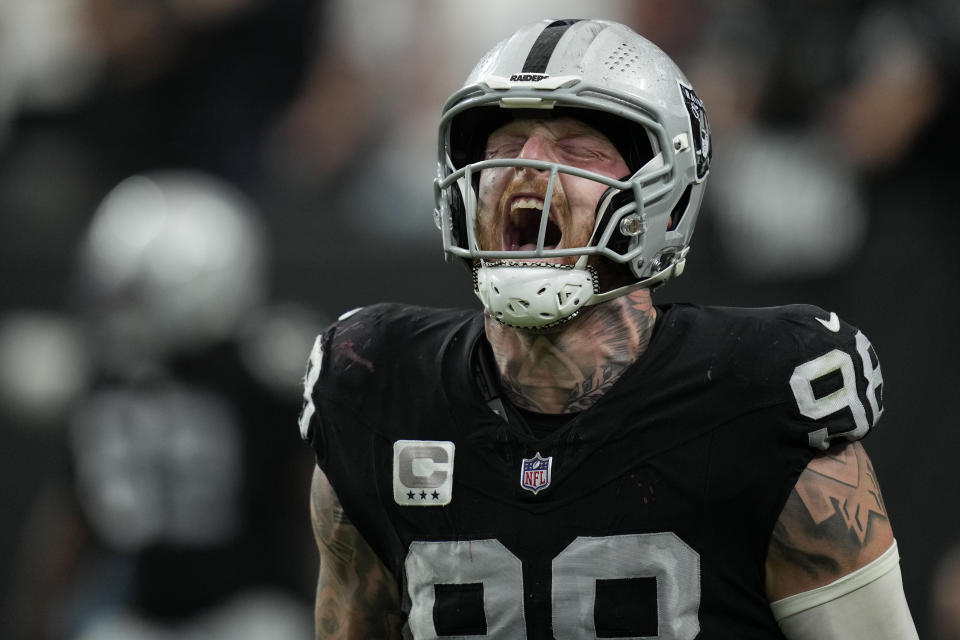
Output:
(789, 330), (883, 449)
(405, 532), (700, 639)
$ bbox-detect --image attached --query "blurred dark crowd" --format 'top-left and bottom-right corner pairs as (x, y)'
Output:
(0, 1), (957, 639)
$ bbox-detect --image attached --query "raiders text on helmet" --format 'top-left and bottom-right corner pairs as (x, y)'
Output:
(434, 18), (711, 328)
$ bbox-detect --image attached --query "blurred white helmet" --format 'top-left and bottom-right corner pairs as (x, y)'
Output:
(77, 171), (268, 363)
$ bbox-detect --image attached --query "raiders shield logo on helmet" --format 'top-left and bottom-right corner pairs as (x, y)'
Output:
(679, 82), (711, 181)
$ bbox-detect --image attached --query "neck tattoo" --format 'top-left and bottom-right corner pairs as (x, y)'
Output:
(485, 290), (657, 414)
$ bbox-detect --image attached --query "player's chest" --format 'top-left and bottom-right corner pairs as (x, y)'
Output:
(371, 418), (716, 547)
(373, 428), (713, 640)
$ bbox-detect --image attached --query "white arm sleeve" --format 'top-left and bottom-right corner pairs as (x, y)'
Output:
(770, 541), (918, 640)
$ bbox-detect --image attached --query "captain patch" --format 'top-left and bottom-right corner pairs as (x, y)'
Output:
(393, 440), (455, 506)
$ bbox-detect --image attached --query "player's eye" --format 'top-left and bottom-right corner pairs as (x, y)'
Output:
(485, 142), (524, 159)
(557, 136), (610, 160)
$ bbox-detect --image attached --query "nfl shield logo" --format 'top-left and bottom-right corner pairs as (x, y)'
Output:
(520, 452), (553, 495)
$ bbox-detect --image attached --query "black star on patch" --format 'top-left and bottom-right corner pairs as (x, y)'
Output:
(420, 491), (427, 499)
(407, 491), (415, 500)
(431, 491), (440, 500)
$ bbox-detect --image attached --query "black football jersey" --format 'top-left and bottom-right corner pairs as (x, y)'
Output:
(68, 341), (316, 618)
(300, 302), (884, 639)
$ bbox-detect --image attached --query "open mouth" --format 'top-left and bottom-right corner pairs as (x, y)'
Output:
(503, 197), (562, 251)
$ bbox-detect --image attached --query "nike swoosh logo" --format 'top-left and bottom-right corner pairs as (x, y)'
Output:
(816, 312), (840, 332)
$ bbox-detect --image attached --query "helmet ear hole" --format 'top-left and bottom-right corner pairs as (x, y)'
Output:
(667, 185), (692, 231)
(594, 185), (638, 256)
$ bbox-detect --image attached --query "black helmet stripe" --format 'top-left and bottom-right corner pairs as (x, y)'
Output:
(521, 19), (583, 73)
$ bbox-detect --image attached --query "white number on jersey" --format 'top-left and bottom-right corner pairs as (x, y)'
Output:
(789, 327), (883, 449)
(404, 533), (701, 639)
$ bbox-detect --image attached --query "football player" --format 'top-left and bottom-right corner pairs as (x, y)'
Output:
(6, 172), (317, 640)
(299, 19), (918, 639)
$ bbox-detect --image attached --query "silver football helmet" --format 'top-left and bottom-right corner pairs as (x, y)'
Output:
(77, 171), (268, 366)
(434, 19), (711, 328)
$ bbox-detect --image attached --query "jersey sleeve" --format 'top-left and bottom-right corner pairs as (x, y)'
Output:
(689, 303), (888, 570)
(297, 303), (460, 466)
(764, 304), (885, 450)
(297, 306), (368, 464)
(297, 329), (327, 446)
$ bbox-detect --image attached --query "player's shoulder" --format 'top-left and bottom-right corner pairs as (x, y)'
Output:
(308, 302), (480, 396)
(298, 303), (479, 443)
(757, 303), (863, 341)
(673, 303), (884, 449)
(681, 302), (870, 357)
(664, 302), (881, 403)
(320, 302), (477, 367)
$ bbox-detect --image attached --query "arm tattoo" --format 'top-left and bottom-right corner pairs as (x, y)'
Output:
(794, 441), (887, 546)
(310, 469), (402, 639)
(768, 442), (893, 592)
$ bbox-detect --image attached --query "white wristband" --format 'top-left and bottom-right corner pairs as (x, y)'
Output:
(771, 541), (918, 640)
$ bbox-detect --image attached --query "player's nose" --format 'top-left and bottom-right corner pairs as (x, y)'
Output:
(515, 133), (554, 172)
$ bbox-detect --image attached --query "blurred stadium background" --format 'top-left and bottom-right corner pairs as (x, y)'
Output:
(0, 1), (957, 638)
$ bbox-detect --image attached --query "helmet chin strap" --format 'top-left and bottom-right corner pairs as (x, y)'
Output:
(474, 258), (596, 329)
(474, 255), (680, 331)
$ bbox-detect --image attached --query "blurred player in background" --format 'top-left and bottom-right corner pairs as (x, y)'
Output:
(299, 18), (919, 638)
(5, 171), (320, 640)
